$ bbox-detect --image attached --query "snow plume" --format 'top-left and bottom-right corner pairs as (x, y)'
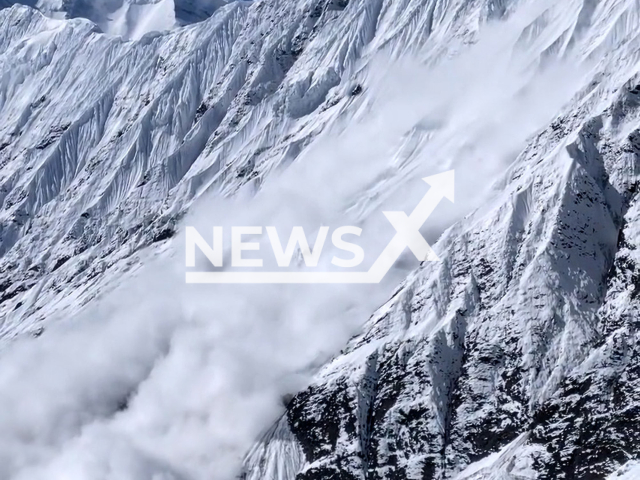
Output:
(0, 8), (591, 480)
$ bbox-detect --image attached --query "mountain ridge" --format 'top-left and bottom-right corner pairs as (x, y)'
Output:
(2, 0), (640, 479)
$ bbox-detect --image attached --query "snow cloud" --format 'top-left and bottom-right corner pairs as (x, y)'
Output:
(0, 4), (591, 479)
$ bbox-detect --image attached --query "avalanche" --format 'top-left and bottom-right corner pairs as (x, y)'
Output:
(1, 0), (640, 479)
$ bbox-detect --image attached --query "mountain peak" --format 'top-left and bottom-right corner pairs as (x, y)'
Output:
(0, 0), (234, 38)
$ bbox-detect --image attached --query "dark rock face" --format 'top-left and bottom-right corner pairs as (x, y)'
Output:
(530, 196), (640, 480)
(243, 62), (640, 480)
(174, 0), (230, 25)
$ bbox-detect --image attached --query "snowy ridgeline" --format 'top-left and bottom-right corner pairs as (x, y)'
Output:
(0, 0), (232, 38)
(1, 0), (640, 479)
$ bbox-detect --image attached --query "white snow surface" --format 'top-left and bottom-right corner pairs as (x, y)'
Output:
(0, 0), (232, 38)
(608, 462), (640, 480)
(1, 0), (640, 479)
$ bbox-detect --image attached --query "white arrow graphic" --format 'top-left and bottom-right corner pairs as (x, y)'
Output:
(366, 170), (454, 283)
(186, 170), (454, 284)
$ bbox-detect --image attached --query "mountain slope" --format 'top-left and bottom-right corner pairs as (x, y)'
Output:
(0, 0), (530, 338)
(0, 0), (232, 38)
(241, 1), (640, 479)
(1, 0), (640, 479)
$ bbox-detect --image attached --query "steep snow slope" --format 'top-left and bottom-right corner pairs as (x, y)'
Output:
(241, 1), (640, 480)
(0, 1), (580, 478)
(0, 0), (546, 339)
(1, 0), (640, 479)
(0, 0), (231, 38)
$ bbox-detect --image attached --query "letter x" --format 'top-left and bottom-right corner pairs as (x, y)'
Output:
(383, 211), (439, 262)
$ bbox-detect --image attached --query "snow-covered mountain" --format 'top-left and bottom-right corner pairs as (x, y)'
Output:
(0, 0), (231, 38)
(1, 0), (640, 479)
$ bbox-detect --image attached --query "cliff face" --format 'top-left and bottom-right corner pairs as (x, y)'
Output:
(2, 0), (640, 479)
(240, 1), (640, 479)
(246, 106), (640, 478)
